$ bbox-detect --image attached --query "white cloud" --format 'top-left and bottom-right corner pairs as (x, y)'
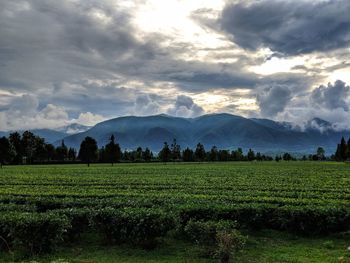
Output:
(133, 94), (161, 116)
(0, 95), (70, 131)
(167, 95), (204, 118)
(73, 112), (106, 126)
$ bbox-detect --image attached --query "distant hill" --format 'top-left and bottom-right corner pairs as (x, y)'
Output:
(58, 114), (350, 154)
(0, 123), (91, 144)
(0, 129), (67, 144)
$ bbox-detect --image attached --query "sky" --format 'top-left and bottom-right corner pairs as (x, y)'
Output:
(0, 0), (350, 131)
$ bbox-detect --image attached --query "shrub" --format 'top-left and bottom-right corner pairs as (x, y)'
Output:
(184, 219), (246, 261)
(57, 208), (92, 242)
(0, 212), (70, 256)
(215, 230), (246, 263)
(93, 208), (175, 249)
(184, 220), (237, 245)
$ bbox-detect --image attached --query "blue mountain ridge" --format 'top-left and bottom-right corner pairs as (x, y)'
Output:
(57, 114), (350, 154)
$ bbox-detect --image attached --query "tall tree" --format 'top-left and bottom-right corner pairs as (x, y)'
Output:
(21, 131), (36, 164)
(98, 146), (106, 163)
(34, 137), (47, 162)
(56, 140), (68, 161)
(340, 137), (347, 160)
(105, 135), (121, 165)
(9, 132), (22, 164)
(142, 147), (153, 162)
(194, 143), (206, 162)
(170, 139), (181, 161)
(45, 144), (56, 162)
(231, 148), (243, 161)
(0, 137), (12, 168)
(135, 147), (143, 161)
(346, 138), (350, 160)
(159, 142), (171, 163)
(218, 150), (230, 161)
(316, 147), (325, 160)
(182, 147), (194, 162)
(68, 147), (76, 161)
(335, 143), (342, 161)
(283, 152), (292, 161)
(247, 149), (255, 161)
(78, 137), (98, 166)
(209, 146), (218, 162)
(256, 152), (262, 161)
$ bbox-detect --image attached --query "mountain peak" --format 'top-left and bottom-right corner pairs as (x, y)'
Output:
(306, 118), (333, 132)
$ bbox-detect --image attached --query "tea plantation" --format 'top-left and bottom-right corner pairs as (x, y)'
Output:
(0, 162), (350, 262)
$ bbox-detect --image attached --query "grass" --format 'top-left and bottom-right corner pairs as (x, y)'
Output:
(1, 230), (350, 263)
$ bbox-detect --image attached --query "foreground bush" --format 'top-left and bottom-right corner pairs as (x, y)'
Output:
(0, 212), (70, 256)
(93, 208), (175, 249)
(179, 204), (350, 235)
(184, 220), (238, 245)
(184, 219), (246, 262)
(58, 208), (92, 242)
(215, 230), (246, 263)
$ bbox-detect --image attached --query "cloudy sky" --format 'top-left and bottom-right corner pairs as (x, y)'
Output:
(1, 0), (350, 131)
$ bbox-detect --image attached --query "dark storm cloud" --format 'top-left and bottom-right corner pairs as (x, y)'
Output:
(220, 0), (350, 55)
(256, 84), (293, 117)
(168, 71), (257, 90)
(0, 0), (257, 100)
(0, 0), (159, 92)
(311, 80), (350, 111)
(1, 0), (349, 130)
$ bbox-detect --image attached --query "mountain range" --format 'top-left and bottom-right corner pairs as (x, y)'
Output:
(0, 124), (90, 144)
(1, 114), (348, 154)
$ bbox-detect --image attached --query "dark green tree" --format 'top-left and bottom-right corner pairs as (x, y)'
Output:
(105, 135), (121, 165)
(142, 147), (153, 162)
(283, 152), (292, 161)
(340, 137), (347, 160)
(275, 155), (282, 162)
(247, 149), (255, 161)
(56, 140), (68, 161)
(182, 147), (194, 162)
(68, 147), (76, 161)
(122, 149), (132, 162)
(0, 137), (12, 167)
(21, 131), (36, 164)
(159, 142), (171, 163)
(335, 143), (342, 161)
(98, 147), (106, 162)
(45, 144), (56, 162)
(256, 152), (262, 161)
(170, 139), (181, 161)
(335, 137), (348, 161)
(194, 143), (206, 162)
(78, 136), (98, 166)
(9, 132), (22, 164)
(231, 148), (243, 161)
(218, 150), (230, 161)
(34, 137), (47, 162)
(135, 147), (143, 161)
(316, 147), (325, 160)
(209, 146), (218, 162)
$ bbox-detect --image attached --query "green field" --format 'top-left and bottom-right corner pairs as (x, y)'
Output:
(1, 162), (350, 262)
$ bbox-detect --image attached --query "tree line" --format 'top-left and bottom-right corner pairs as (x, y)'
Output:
(0, 131), (346, 167)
